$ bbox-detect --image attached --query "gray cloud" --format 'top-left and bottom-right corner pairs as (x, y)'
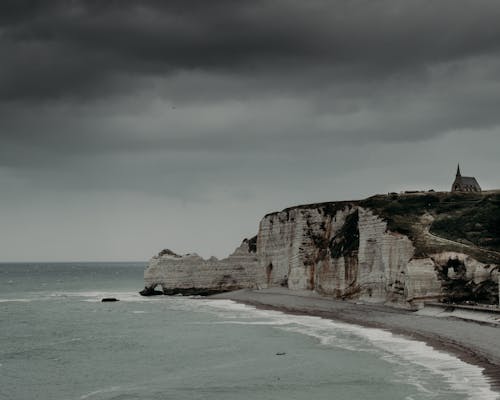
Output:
(2, 1), (500, 100)
(1, 1), (500, 260)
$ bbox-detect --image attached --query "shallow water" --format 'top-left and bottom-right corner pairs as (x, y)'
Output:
(0, 263), (498, 400)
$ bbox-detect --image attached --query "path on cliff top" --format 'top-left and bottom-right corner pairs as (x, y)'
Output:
(420, 214), (500, 259)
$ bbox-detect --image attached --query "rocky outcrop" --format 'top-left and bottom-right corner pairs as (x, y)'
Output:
(143, 192), (500, 306)
(143, 239), (259, 296)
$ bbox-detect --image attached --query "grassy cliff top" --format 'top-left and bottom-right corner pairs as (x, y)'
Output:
(359, 191), (500, 263)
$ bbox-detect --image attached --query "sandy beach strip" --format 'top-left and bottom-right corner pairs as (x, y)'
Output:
(212, 288), (500, 390)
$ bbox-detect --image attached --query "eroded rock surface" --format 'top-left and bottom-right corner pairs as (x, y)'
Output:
(144, 240), (259, 296)
(143, 192), (500, 305)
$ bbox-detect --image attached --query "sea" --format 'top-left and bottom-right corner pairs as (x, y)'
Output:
(0, 262), (498, 400)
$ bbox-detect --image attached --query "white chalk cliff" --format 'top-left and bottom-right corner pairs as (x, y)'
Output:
(142, 192), (500, 306)
(143, 241), (259, 296)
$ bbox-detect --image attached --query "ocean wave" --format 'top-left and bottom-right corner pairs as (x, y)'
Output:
(0, 298), (32, 303)
(50, 291), (155, 303)
(0, 290), (167, 304)
(79, 385), (121, 399)
(199, 299), (499, 400)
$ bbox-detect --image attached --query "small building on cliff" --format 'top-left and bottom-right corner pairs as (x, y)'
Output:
(451, 164), (482, 193)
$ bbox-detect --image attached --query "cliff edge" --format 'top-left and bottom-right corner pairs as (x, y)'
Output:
(141, 191), (500, 307)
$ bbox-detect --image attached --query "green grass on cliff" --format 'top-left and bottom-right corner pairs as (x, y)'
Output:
(360, 191), (500, 263)
(360, 193), (440, 237)
(431, 195), (500, 250)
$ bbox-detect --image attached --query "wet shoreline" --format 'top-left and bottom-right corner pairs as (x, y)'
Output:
(212, 288), (500, 392)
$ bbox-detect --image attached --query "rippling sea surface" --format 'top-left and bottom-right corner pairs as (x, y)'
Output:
(0, 262), (498, 400)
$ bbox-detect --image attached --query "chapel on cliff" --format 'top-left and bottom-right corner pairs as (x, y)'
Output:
(451, 164), (482, 192)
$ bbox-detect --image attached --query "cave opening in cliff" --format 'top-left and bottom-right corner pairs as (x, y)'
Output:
(436, 258), (499, 305)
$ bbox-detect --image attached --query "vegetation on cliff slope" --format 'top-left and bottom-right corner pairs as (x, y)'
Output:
(360, 191), (500, 263)
(436, 258), (499, 304)
(329, 210), (360, 258)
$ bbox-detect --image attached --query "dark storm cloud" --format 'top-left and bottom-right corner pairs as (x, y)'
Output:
(2, 0), (500, 100)
(1, 0), (500, 173)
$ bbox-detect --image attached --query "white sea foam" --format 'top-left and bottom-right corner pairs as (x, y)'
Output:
(0, 298), (32, 303)
(200, 299), (499, 400)
(79, 385), (121, 399)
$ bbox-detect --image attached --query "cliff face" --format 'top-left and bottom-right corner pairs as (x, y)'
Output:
(143, 240), (259, 296)
(142, 192), (500, 306)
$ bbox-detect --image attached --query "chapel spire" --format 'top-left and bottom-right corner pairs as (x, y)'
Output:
(451, 164), (481, 192)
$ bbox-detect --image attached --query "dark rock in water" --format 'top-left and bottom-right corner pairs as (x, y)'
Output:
(139, 286), (163, 296)
(101, 298), (119, 302)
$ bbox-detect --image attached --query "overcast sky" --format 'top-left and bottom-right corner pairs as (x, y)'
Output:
(1, 0), (500, 261)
